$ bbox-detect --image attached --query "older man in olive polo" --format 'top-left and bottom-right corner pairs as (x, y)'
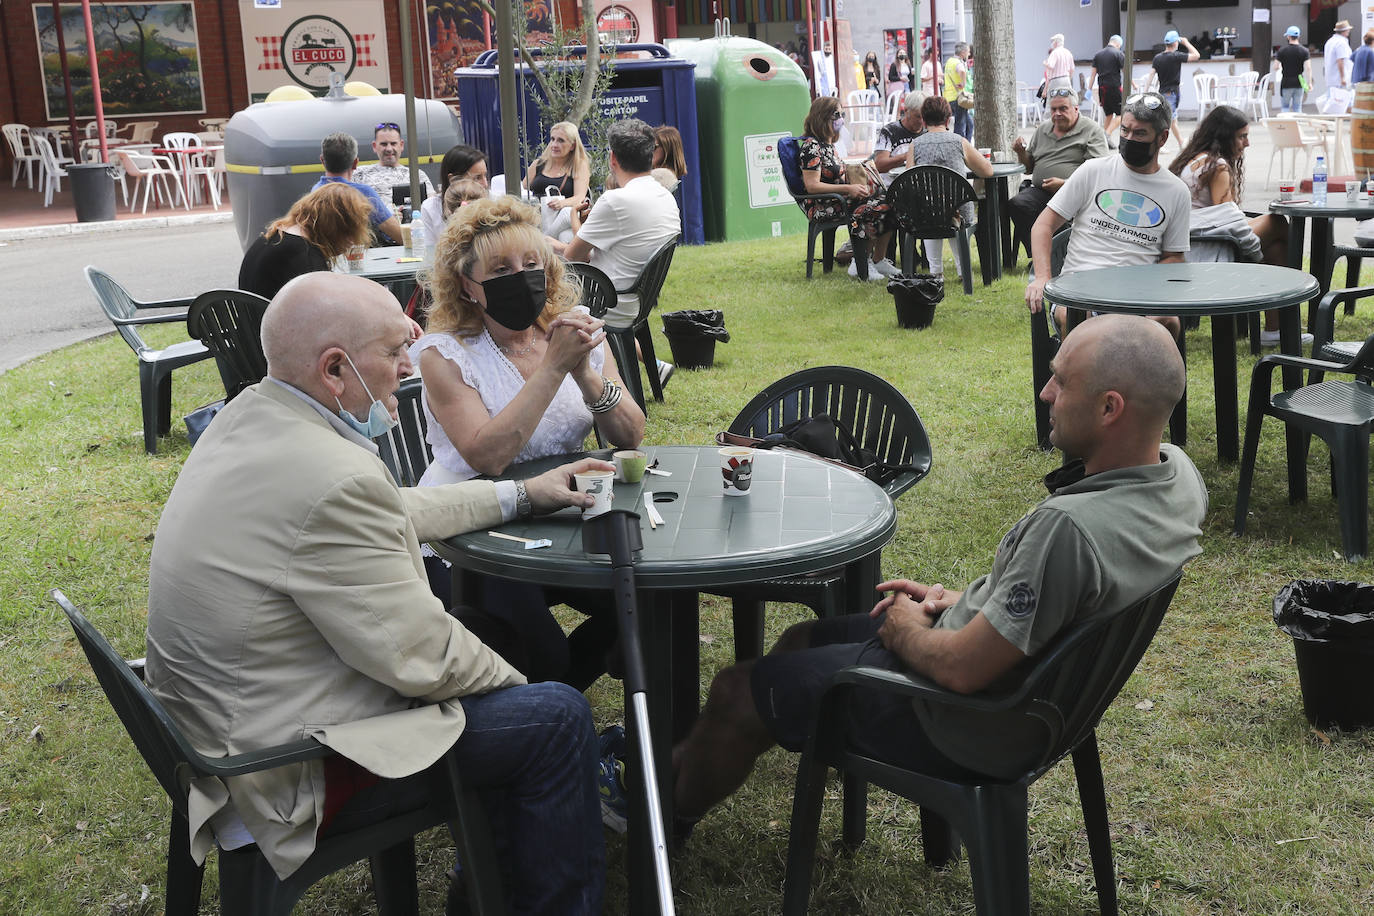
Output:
(1008, 87), (1109, 242)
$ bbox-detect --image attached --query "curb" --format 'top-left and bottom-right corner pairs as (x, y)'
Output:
(0, 210), (234, 243)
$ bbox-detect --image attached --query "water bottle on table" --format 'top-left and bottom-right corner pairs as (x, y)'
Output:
(1313, 155), (1327, 206)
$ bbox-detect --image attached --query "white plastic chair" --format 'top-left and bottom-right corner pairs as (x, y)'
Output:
(185, 147), (223, 209)
(117, 149), (186, 213)
(1194, 72), (1219, 121)
(83, 120), (119, 140)
(847, 120), (877, 157)
(885, 89), (905, 123)
(1263, 117), (1330, 188)
(2, 123), (43, 189)
(124, 120), (159, 143)
(846, 88), (882, 123)
(1248, 72), (1274, 120)
(34, 136), (69, 206)
(1016, 82), (1043, 128)
(160, 131), (200, 150)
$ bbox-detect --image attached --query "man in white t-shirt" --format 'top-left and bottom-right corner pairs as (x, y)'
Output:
(559, 118), (680, 383)
(1324, 20), (1354, 112)
(351, 122), (435, 218)
(561, 120), (679, 329)
(1024, 91), (1190, 337)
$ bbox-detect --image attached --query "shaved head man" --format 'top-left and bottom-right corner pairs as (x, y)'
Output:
(146, 269), (610, 911)
(669, 314), (1206, 838)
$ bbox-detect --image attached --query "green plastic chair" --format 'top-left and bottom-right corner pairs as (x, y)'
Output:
(714, 366), (932, 660)
(374, 376), (433, 488)
(84, 266), (213, 454)
(887, 165), (978, 295)
(185, 290), (270, 401)
(1234, 324), (1374, 561)
(782, 574), (1182, 916)
(51, 588), (505, 916)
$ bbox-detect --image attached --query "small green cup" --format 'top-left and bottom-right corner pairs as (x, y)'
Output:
(614, 449), (648, 483)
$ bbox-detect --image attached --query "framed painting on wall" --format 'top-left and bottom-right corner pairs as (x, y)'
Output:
(32, 2), (206, 120)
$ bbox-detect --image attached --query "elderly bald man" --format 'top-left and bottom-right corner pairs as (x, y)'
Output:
(670, 315), (1207, 839)
(145, 272), (608, 912)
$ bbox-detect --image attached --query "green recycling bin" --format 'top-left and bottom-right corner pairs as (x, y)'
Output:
(669, 37), (811, 242)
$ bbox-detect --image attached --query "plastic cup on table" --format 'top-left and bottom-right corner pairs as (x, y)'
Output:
(719, 446), (755, 497)
(345, 245), (366, 273)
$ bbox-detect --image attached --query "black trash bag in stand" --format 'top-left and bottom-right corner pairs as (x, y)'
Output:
(1273, 579), (1374, 730)
(661, 309), (730, 370)
(887, 274), (943, 329)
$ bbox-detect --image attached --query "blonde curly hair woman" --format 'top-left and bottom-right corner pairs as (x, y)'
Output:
(412, 196), (645, 686)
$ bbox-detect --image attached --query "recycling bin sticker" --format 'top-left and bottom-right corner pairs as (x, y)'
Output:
(744, 133), (791, 209)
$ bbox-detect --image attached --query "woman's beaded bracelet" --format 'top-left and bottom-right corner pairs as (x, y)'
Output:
(585, 376), (622, 413)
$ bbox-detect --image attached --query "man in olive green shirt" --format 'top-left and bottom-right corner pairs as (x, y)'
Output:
(671, 315), (1207, 825)
(1009, 87), (1109, 242)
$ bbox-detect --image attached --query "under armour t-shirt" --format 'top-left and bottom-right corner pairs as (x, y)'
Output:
(1048, 154), (1191, 274)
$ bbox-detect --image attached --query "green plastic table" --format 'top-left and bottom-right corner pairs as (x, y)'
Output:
(1044, 262), (1319, 462)
(1269, 196), (1374, 330)
(976, 161), (1026, 282)
(355, 244), (429, 283)
(434, 445), (896, 913)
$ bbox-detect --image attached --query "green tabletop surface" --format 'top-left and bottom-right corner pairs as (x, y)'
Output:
(434, 445), (898, 591)
(1269, 197), (1374, 219)
(1044, 263), (1319, 316)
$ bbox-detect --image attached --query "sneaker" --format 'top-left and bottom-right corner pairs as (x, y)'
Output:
(870, 258), (901, 278)
(598, 753), (628, 833)
(1259, 329), (1314, 347)
(847, 259), (866, 280)
(657, 359), (674, 388)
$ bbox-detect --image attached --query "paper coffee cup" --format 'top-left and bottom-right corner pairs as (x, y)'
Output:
(719, 446), (755, 497)
(1279, 179), (1296, 201)
(613, 449), (648, 483)
(574, 469), (615, 518)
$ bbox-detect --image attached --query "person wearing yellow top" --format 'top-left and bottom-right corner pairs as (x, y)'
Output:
(943, 42), (973, 139)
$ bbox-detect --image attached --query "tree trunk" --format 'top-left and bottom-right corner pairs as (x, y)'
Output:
(972, 0), (1015, 153)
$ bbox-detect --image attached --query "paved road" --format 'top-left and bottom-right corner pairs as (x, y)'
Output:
(0, 221), (243, 374)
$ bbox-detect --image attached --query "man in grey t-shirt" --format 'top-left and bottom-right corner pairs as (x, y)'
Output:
(670, 315), (1207, 828)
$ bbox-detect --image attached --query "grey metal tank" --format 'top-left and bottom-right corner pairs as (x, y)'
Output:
(225, 89), (461, 251)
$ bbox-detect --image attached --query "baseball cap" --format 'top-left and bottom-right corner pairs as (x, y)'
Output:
(1285, 25), (1301, 38)
(1164, 30), (1180, 44)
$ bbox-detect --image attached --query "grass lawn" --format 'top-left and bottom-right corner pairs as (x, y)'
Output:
(3, 234), (1374, 914)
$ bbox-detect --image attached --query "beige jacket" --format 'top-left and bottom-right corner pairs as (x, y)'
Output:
(145, 380), (524, 878)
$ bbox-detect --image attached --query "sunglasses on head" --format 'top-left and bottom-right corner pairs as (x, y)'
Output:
(1048, 88), (1076, 99)
(1125, 93), (1164, 110)
(375, 122), (400, 132)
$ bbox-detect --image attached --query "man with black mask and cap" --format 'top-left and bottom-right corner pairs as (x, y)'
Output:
(1023, 91), (1190, 337)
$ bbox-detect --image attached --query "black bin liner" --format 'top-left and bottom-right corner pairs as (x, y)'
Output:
(1273, 579), (1374, 730)
(887, 274), (943, 329)
(67, 162), (120, 223)
(661, 309), (729, 370)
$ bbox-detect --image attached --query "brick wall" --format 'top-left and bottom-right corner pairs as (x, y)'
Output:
(1, 1), (428, 134)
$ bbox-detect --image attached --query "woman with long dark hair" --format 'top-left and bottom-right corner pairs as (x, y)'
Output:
(1169, 105), (1293, 343)
(863, 51), (882, 90)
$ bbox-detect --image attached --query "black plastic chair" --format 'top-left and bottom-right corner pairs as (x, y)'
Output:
(581, 236), (677, 412)
(777, 135), (852, 278)
(781, 574), (1183, 916)
(1234, 326), (1374, 561)
(375, 376), (433, 488)
(713, 366), (933, 660)
(887, 165), (978, 295)
(50, 588), (505, 916)
(84, 266), (213, 454)
(185, 290), (271, 401)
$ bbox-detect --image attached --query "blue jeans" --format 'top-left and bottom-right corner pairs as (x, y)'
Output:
(952, 104), (973, 140)
(323, 682), (605, 914)
(1281, 87), (1304, 113)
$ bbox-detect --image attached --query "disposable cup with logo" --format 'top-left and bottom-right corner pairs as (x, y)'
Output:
(613, 449), (648, 483)
(719, 446), (755, 497)
(1279, 179), (1296, 201)
(400, 223), (414, 254)
(345, 244), (366, 273)
(573, 469), (615, 519)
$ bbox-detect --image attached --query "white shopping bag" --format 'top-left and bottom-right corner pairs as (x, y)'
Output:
(1321, 86), (1353, 114)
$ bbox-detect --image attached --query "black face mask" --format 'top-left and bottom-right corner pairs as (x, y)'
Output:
(1119, 137), (1155, 168)
(481, 269), (546, 331)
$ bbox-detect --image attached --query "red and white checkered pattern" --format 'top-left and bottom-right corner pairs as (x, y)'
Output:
(256, 33), (377, 71)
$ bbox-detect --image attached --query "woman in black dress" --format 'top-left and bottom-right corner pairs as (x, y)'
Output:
(238, 184), (373, 299)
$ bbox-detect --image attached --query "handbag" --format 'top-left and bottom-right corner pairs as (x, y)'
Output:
(1035, 80), (1046, 100)
(184, 399), (225, 446)
(957, 89), (976, 110)
(717, 413), (915, 487)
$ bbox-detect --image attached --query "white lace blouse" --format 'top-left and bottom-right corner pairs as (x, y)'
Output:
(409, 310), (603, 486)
